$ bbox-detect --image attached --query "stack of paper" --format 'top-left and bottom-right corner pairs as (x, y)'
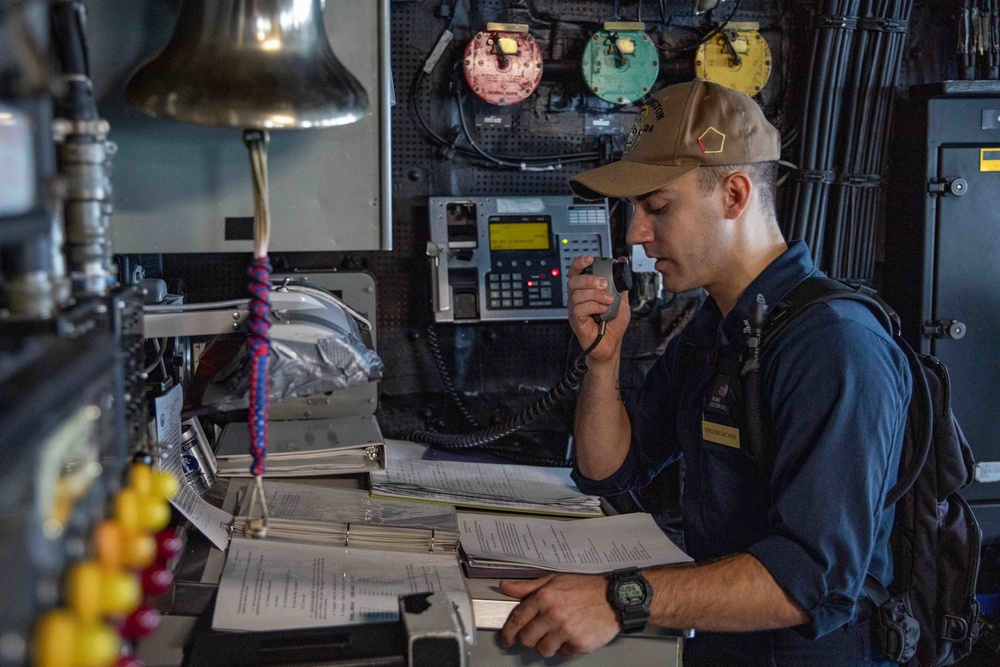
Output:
(213, 537), (473, 639)
(458, 512), (692, 578)
(215, 416), (384, 477)
(368, 460), (603, 517)
(230, 481), (459, 553)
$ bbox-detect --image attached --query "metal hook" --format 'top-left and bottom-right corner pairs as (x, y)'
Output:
(244, 475), (270, 539)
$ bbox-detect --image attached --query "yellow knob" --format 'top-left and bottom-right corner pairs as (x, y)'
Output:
(128, 463), (153, 498)
(94, 521), (122, 572)
(138, 495), (172, 532)
(151, 470), (179, 500)
(121, 531), (157, 570)
(73, 621), (121, 667)
(67, 561), (103, 623)
(33, 610), (76, 667)
(101, 570), (141, 617)
(115, 489), (141, 534)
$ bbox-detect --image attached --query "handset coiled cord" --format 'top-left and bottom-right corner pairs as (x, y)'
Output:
(408, 322), (607, 451)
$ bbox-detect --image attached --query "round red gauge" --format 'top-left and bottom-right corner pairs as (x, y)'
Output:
(462, 30), (544, 106)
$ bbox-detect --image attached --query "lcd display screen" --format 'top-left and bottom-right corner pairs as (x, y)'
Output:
(489, 219), (550, 251)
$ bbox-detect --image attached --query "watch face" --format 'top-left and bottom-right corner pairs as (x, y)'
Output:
(617, 581), (646, 606)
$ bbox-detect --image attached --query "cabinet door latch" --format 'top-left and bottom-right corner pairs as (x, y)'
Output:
(927, 177), (968, 196)
(922, 319), (967, 340)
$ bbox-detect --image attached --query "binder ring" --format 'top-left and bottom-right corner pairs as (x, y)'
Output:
(345, 523), (351, 547)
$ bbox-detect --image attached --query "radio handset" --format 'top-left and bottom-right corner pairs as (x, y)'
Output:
(583, 257), (633, 322)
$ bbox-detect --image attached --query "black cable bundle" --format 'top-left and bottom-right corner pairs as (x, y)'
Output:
(990, 0), (1000, 80)
(958, 0), (975, 79)
(787, 0), (914, 283)
(828, 0), (915, 281)
(788, 0), (861, 263)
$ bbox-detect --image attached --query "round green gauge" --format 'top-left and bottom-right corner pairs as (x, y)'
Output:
(582, 23), (660, 105)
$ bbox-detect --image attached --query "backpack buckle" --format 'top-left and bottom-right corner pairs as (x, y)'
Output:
(939, 614), (969, 643)
(874, 595), (920, 663)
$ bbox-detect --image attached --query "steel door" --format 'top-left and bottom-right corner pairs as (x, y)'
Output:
(935, 146), (1000, 501)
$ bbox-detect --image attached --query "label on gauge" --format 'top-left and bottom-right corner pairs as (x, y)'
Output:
(475, 113), (512, 128)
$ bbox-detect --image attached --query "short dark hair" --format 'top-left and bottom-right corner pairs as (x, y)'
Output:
(695, 161), (778, 216)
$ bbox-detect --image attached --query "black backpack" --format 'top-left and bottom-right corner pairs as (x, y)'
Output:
(719, 275), (982, 666)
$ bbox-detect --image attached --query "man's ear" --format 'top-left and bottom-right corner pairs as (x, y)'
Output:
(720, 171), (753, 220)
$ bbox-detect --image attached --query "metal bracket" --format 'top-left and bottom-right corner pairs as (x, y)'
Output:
(426, 241), (453, 317)
(922, 319), (967, 340)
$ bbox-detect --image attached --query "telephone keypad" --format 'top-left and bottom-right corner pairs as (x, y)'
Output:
(486, 270), (559, 310)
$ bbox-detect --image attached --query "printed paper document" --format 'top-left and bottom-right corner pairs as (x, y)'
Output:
(370, 460), (602, 517)
(212, 538), (472, 637)
(458, 512), (691, 574)
(160, 436), (232, 550)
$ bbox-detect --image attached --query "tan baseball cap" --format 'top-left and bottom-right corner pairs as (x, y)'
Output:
(569, 78), (781, 200)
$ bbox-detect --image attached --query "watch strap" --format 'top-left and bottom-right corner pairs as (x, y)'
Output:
(608, 567), (651, 634)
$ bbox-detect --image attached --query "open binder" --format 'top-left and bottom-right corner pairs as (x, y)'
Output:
(212, 481), (471, 634)
(227, 480), (459, 554)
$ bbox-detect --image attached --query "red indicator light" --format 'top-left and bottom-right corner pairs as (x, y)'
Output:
(527, 281), (534, 287)
(551, 269), (560, 277)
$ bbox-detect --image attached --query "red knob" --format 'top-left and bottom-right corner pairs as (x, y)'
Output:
(140, 566), (173, 597)
(122, 605), (161, 639)
(155, 529), (184, 563)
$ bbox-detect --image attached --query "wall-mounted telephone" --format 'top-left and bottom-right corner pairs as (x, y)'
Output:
(426, 196), (612, 323)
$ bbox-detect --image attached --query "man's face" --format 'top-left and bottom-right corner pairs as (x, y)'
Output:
(625, 169), (727, 293)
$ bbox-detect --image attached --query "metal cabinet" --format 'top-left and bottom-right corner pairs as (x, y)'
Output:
(885, 94), (1000, 526)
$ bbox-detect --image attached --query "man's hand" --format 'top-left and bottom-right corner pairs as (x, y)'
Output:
(498, 574), (621, 658)
(566, 255), (631, 364)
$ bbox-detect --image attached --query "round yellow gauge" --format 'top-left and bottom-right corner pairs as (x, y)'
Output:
(694, 24), (771, 97)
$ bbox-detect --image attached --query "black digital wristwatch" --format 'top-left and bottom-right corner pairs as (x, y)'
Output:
(607, 567), (653, 633)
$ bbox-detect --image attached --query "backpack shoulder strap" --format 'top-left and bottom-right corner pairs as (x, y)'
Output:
(749, 275), (932, 508)
(763, 276), (897, 347)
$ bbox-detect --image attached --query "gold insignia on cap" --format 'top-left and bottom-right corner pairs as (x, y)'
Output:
(623, 105), (655, 156)
(697, 127), (726, 154)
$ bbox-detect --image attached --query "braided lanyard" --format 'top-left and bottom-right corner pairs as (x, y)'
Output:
(243, 129), (272, 538)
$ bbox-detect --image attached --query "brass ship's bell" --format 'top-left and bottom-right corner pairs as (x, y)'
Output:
(125, 0), (368, 129)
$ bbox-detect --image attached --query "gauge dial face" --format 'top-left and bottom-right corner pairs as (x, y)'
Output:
(694, 27), (772, 97)
(582, 29), (660, 105)
(463, 30), (544, 106)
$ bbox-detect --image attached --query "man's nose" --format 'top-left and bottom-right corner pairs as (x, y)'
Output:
(625, 207), (653, 246)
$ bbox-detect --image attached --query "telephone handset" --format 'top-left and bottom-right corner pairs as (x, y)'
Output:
(583, 257), (634, 322)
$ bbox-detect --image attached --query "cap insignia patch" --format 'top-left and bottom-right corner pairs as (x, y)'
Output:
(697, 127), (726, 154)
(623, 105), (655, 156)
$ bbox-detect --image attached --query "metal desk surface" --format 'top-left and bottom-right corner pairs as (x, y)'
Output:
(137, 478), (684, 666)
(137, 616), (683, 667)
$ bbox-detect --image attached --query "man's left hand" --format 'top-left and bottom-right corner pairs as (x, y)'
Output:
(498, 574), (620, 658)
